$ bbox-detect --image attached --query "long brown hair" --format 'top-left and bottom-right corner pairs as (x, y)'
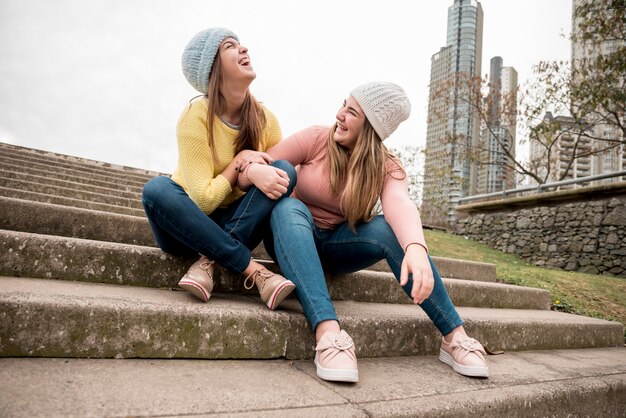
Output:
(204, 49), (266, 164)
(327, 119), (401, 229)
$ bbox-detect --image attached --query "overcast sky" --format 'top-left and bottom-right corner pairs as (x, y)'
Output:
(0, 0), (572, 174)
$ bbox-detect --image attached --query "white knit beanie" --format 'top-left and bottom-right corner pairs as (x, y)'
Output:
(350, 82), (411, 140)
(181, 27), (239, 94)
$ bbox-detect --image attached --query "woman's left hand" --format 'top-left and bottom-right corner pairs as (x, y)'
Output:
(246, 163), (290, 199)
(399, 244), (434, 304)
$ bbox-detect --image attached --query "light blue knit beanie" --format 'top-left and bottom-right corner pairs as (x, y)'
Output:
(181, 27), (239, 94)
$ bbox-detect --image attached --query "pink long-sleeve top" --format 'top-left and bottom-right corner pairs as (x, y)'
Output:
(242, 125), (428, 252)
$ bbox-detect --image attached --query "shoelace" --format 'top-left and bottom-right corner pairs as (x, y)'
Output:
(198, 260), (215, 271)
(243, 269), (273, 291)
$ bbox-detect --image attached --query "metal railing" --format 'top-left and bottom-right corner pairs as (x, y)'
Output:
(457, 170), (626, 204)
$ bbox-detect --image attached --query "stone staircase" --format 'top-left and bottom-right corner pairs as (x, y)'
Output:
(1, 141), (625, 417)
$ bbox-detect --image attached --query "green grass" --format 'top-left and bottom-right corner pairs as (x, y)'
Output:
(425, 229), (626, 340)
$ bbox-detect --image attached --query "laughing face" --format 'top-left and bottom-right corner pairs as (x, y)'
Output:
(333, 96), (366, 150)
(218, 37), (256, 83)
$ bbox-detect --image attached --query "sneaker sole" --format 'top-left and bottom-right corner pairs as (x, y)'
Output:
(266, 280), (296, 310)
(178, 278), (211, 303)
(439, 349), (489, 378)
(314, 357), (359, 383)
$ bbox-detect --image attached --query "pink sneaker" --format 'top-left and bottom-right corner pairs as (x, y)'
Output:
(314, 330), (358, 383)
(243, 268), (295, 310)
(178, 256), (215, 302)
(439, 333), (489, 377)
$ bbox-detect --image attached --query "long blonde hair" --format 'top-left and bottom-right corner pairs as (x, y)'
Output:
(204, 50), (266, 164)
(327, 119), (401, 229)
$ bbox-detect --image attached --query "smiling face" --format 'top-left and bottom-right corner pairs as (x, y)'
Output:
(218, 37), (256, 84)
(333, 96), (366, 150)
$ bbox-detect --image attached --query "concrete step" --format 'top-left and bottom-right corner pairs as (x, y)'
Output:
(0, 197), (499, 282)
(0, 196), (153, 246)
(0, 168), (141, 200)
(330, 270), (550, 309)
(0, 229), (548, 308)
(368, 256), (497, 282)
(0, 176), (143, 209)
(0, 277), (622, 360)
(0, 142), (161, 183)
(1, 347), (624, 417)
(253, 243), (498, 283)
(0, 161), (144, 193)
(0, 186), (146, 217)
(0, 152), (150, 190)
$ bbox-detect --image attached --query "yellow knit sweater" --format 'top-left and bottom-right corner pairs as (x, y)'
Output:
(171, 97), (282, 214)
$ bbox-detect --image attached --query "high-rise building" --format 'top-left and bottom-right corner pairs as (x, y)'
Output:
(529, 0), (624, 188)
(422, 0), (484, 226)
(570, 0), (624, 181)
(477, 57), (518, 194)
(529, 112), (592, 186)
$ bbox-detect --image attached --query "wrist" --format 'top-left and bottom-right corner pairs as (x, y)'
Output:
(240, 161), (255, 173)
(243, 161), (257, 181)
(406, 242), (428, 254)
(231, 158), (244, 173)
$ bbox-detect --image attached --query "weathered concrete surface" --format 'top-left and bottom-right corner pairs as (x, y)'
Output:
(0, 196), (516, 312)
(0, 143), (159, 182)
(0, 176), (143, 208)
(367, 255), (498, 282)
(0, 229), (194, 287)
(0, 186), (145, 216)
(0, 196), (154, 246)
(0, 169), (142, 199)
(0, 229), (547, 308)
(0, 156), (147, 190)
(317, 348), (626, 417)
(1, 277), (622, 360)
(329, 270), (550, 310)
(253, 244), (498, 282)
(0, 348), (624, 417)
(0, 277), (293, 359)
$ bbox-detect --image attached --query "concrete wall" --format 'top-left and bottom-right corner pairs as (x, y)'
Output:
(454, 182), (626, 277)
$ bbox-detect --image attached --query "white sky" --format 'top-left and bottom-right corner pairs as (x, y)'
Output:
(0, 0), (572, 174)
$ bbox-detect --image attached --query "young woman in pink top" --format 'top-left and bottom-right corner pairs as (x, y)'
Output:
(246, 81), (488, 383)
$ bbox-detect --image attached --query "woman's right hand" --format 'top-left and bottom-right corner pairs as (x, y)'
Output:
(246, 163), (290, 199)
(237, 150), (273, 168)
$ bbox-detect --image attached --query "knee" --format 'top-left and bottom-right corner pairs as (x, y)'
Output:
(142, 176), (177, 209)
(142, 176), (166, 204)
(271, 198), (310, 226)
(271, 160), (297, 196)
(370, 216), (395, 238)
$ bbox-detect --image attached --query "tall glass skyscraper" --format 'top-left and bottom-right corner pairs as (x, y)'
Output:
(423, 0), (483, 226)
(477, 57), (518, 194)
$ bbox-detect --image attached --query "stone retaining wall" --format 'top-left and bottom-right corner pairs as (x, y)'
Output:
(454, 182), (626, 277)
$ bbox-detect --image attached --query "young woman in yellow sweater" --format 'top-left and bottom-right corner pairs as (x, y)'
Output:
(142, 28), (296, 310)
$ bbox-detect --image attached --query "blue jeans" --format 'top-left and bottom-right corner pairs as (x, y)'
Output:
(266, 197), (463, 335)
(142, 160), (296, 274)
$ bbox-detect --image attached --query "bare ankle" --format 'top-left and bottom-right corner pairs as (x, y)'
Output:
(243, 259), (262, 278)
(443, 326), (466, 343)
(315, 320), (341, 342)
